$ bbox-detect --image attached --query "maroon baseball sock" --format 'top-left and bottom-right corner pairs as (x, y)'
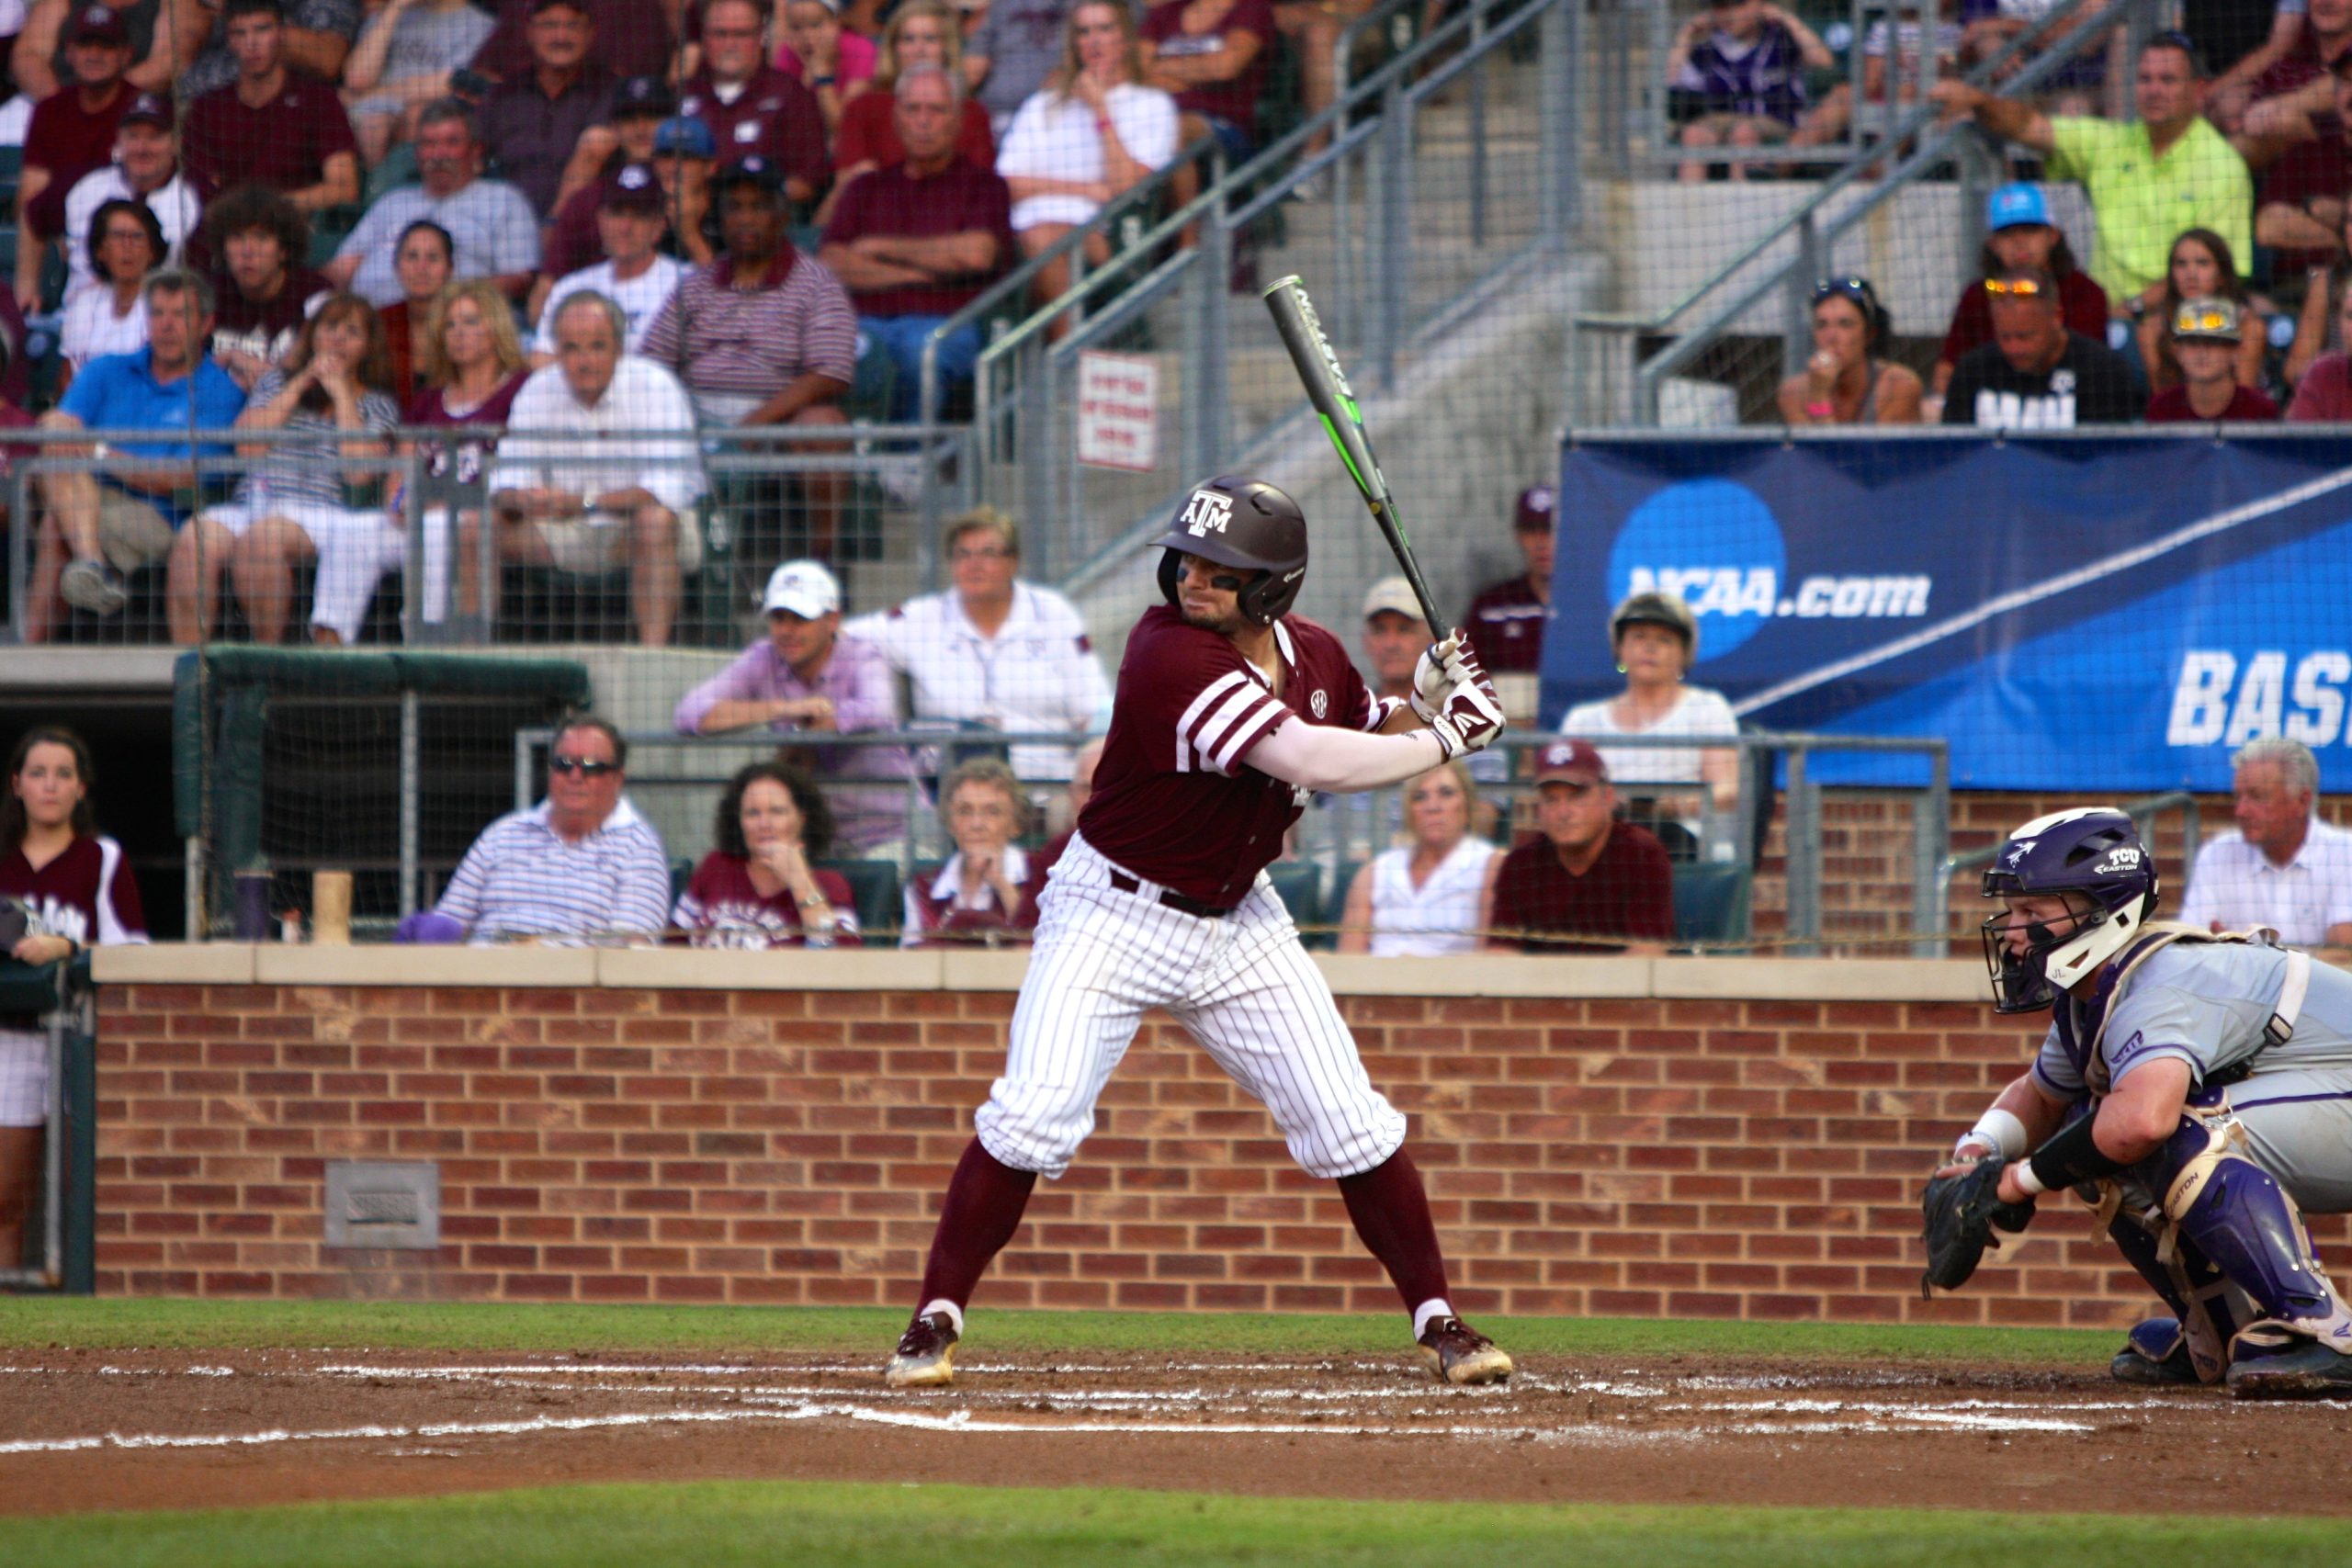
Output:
(912, 1137), (1039, 1316)
(1337, 1148), (1452, 1314)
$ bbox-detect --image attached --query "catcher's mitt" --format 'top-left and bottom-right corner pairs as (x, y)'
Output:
(1919, 1156), (2037, 1297)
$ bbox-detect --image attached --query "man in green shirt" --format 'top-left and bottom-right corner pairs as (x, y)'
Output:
(1933, 35), (2252, 323)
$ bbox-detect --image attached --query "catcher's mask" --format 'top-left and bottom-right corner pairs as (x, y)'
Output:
(1979, 807), (2159, 1012)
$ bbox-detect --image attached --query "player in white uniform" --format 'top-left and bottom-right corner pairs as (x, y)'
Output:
(1933, 807), (2352, 1398)
(883, 476), (1513, 1389)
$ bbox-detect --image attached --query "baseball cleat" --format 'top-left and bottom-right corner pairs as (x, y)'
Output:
(2225, 1337), (2352, 1400)
(1417, 1316), (1512, 1385)
(884, 1310), (959, 1389)
(2109, 1318), (2200, 1386)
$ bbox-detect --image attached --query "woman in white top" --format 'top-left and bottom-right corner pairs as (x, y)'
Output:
(58, 198), (163, 385)
(1336, 761), (1502, 956)
(1557, 590), (1738, 852)
(994, 0), (1178, 329)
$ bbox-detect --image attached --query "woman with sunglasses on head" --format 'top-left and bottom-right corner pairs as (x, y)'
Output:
(1776, 275), (1922, 424)
(1930, 183), (2109, 412)
(2138, 228), (2267, 397)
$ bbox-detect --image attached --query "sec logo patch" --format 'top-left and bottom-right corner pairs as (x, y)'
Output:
(1309, 690), (1328, 717)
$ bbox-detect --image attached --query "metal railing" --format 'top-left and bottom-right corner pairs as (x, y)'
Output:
(1941, 788), (2202, 893)
(1571, 0), (2159, 424)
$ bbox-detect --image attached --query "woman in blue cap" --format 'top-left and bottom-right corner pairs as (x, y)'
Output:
(1930, 182), (2110, 412)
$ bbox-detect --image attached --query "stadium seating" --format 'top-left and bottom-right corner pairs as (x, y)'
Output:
(1670, 861), (1752, 952)
(813, 857), (903, 939)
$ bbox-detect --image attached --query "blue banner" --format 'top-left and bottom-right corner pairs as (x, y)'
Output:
(1544, 433), (2352, 790)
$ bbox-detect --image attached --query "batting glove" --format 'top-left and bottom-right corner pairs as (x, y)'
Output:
(1427, 672), (1505, 759)
(1409, 635), (1463, 722)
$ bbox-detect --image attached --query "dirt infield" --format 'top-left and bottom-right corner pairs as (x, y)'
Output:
(6, 1348), (2352, 1519)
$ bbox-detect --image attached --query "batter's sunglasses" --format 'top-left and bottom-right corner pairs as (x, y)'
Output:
(549, 756), (619, 778)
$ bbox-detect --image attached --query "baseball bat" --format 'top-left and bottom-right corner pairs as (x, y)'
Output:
(1261, 275), (1453, 642)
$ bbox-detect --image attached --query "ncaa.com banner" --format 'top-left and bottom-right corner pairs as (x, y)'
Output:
(1545, 432), (2352, 791)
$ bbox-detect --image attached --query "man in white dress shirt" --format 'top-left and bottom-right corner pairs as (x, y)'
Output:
(489, 289), (707, 647)
(846, 506), (1109, 782)
(2178, 738), (2352, 954)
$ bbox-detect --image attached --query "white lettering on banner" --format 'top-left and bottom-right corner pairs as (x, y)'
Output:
(1625, 568), (1931, 621)
(1075, 350), (1159, 473)
(2167, 650), (2352, 749)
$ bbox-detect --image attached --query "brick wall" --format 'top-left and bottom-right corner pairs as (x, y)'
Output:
(85, 948), (2352, 1326)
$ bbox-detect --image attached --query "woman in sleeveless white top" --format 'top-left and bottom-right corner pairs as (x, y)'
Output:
(1336, 761), (1501, 956)
(1558, 592), (1739, 848)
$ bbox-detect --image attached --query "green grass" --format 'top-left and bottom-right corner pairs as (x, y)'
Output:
(0, 1297), (2116, 1364)
(14, 1481), (2352, 1568)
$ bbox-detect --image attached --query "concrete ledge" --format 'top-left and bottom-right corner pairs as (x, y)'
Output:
(93, 944), (1997, 1001)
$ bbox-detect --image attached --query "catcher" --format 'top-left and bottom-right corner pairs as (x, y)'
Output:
(1923, 807), (2352, 1398)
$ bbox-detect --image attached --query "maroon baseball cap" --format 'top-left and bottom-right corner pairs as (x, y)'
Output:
(68, 4), (130, 44)
(120, 91), (173, 129)
(1514, 484), (1555, 532)
(601, 161), (665, 211)
(1532, 739), (1607, 786)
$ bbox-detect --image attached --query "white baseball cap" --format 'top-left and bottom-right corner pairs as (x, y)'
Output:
(1361, 575), (1425, 624)
(760, 559), (841, 618)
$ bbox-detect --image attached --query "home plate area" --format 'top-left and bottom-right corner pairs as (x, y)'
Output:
(4, 1350), (2352, 1517)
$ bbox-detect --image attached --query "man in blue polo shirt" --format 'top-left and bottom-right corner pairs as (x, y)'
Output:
(22, 268), (245, 643)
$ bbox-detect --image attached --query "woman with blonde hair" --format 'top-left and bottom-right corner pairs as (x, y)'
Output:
(994, 0), (1178, 323)
(828, 0), (995, 197)
(407, 278), (532, 628)
(1336, 760), (1501, 956)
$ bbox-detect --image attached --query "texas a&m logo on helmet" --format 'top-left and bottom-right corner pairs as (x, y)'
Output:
(1181, 488), (1235, 536)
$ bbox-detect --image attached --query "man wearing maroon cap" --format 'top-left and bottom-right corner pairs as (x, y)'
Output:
(54, 92), (202, 307)
(531, 163), (685, 360)
(15, 4), (138, 307)
(1461, 483), (1556, 677)
(1487, 739), (1674, 954)
(677, 0), (829, 208)
(179, 0), (360, 215)
(817, 64), (1012, 420)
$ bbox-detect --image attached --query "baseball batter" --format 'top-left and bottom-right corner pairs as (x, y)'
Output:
(1925, 807), (2352, 1398)
(885, 476), (1513, 1389)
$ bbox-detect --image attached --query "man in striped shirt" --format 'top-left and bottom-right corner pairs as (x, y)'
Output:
(638, 152), (858, 557)
(434, 716), (673, 943)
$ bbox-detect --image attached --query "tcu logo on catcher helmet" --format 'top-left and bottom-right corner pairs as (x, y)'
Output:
(1181, 488), (1235, 536)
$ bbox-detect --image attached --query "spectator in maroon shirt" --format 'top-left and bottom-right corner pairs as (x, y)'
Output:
(379, 219), (455, 406)
(2287, 264), (2352, 417)
(201, 183), (334, 389)
(479, 0), (616, 218)
(15, 5), (137, 300)
(465, 0), (673, 86)
(1931, 184), (2109, 413)
(1461, 485), (1555, 678)
(818, 65), (1012, 418)
(826, 0), (996, 218)
(1486, 739), (1674, 955)
(2147, 298), (2281, 421)
(11, 0), (207, 102)
(1139, 0), (1272, 160)
(179, 0), (361, 216)
(403, 276), (531, 629)
(2213, 0), (2352, 169)
(2256, 52), (2352, 277)
(678, 0), (831, 209)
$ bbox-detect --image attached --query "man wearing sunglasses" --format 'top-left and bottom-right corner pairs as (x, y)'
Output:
(1941, 265), (2140, 428)
(432, 716), (674, 943)
(1932, 34), (2251, 319)
(1485, 739), (1673, 955)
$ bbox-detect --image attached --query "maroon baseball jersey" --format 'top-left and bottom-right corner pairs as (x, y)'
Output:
(181, 73), (356, 199)
(24, 83), (132, 240)
(1488, 824), (1673, 953)
(0, 833), (148, 949)
(1079, 605), (1376, 908)
(820, 156), (1012, 318)
(1463, 575), (1548, 675)
(679, 65), (829, 195)
(672, 852), (858, 948)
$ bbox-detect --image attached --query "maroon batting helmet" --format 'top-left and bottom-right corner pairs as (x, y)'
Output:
(1153, 475), (1308, 626)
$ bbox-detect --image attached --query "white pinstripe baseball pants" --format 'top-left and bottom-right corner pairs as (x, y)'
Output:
(975, 833), (1408, 1180)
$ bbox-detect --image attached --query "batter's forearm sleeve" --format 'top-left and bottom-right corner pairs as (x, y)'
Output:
(1250, 718), (1445, 794)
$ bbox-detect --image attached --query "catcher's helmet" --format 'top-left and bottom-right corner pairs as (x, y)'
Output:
(1979, 807), (2159, 1012)
(1153, 476), (1307, 626)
